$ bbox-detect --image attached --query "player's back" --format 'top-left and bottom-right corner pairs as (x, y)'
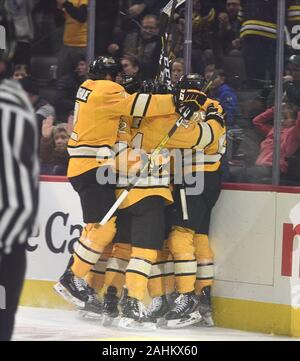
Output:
(68, 79), (127, 178)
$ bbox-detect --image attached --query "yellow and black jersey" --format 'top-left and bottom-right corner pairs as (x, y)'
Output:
(114, 97), (225, 208)
(240, 0), (300, 42)
(63, 0), (88, 47)
(114, 114), (175, 209)
(239, 0), (277, 40)
(67, 79), (176, 178)
(114, 110), (205, 209)
(185, 97), (226, 173)
(286, 2), (300, 54)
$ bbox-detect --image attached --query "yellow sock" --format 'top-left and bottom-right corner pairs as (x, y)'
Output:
(126, 247), (157, 301)
(71, 217), (116, 278)
(104, 242), (131, 297)
(85, 243), (113, 293)
(168, 226), (196, 294)
(148, 241), (173, 298)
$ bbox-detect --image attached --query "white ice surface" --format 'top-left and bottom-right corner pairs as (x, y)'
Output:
(12, 307), (299, 341)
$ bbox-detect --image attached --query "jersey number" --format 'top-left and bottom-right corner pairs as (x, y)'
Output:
(291, 25), (300, 50)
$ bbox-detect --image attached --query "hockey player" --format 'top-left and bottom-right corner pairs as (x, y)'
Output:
(53, 56), (207, 314)
(102, 103), (212, 329)
(100, 75), (224, 330)
(147, 74), (226, 328)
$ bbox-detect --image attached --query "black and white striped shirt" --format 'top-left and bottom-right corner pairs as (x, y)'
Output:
(0, 79), (39, 255)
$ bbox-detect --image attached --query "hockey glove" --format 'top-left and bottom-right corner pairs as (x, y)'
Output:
(174, 88), (207, 119)
(206, 104), (225, 127)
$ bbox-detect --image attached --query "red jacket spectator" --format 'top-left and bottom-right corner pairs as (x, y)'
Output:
(253, 105), (300, 173)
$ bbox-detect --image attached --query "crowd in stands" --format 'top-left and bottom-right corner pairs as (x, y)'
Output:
(0, 0), (300, 185)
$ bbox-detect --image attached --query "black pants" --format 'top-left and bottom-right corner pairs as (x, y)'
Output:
(0, 244), (26, 341)
(114, 196), (166, 250)
(169, 171), (221, 234)
(242, 37), (276, 88)
(69, 168), (116, 224)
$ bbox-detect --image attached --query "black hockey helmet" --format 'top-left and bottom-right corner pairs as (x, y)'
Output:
(175, 73), (208, 92)
(88, 56), (121, 80)
(288, 54), (300, 67)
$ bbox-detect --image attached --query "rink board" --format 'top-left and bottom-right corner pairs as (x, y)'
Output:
(20, 178), (300, 337)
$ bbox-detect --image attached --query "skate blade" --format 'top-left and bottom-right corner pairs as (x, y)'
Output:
(102, 314), (120, 327)
(194, 314), (214, 327)
(77, 309), (103, 321)
(118, 317), (156, 331)
(162, 311), (202, 329)
(156, 317), (167, 328)
(53, 282), (85, 308)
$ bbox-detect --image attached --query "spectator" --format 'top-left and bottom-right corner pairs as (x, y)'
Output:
(55, 55), (88, 121)
(215, 0), (241, 56)
(19, 76), (56, 135)
(204, 63), (216, 77)
(40, 115), (71, 175)
(11, 64), (30, 81)
(246, 104), (300, 183)
(171, 58), (184, 85)
(115, 54), (141, 87)
(0, 59), (8, 80)
(56, 0), (88, 77)
(0, 4), (17, 66)
(94, 1), (119, 56)
(111, 54), (141, 93)
(206, 68), (238, 126)
(173, 1), (210, 74)
(31, 0), (61, 55)
(4, 0), (36, 67)
(283, 55), (300, 107)
(108, 14), (161, 80)
(240, 0), (277, 88)
(121, 54), (140, 77)
(191, 0), (216, 52)
(267, 55), (300, 108)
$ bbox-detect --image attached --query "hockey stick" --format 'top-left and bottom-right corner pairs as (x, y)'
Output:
(100, 1), (182, 226)
(162, 0), (186, 17)
(99, 72), (218, 225)
(99, 106), (191, 226)
(157, 0), (179, 91)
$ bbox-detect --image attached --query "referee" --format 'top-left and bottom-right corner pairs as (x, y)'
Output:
(0, 78), (39, 341)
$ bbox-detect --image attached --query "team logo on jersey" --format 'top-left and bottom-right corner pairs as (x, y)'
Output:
(118, 116), (128, 133)
(76, 87), (92, 102)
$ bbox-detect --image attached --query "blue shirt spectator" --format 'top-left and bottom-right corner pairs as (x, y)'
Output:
(206, 68), (238, 126)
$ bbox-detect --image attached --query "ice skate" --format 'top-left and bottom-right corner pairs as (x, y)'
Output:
(195, 286), (214, 327)
(53, 269), (90, 308)
(159, 292), (202, 329)
(77, 285), (103, 321)
(102, 286), (120, 327)
(147, 295), (170, 323)
(119, 296), (156, 330)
